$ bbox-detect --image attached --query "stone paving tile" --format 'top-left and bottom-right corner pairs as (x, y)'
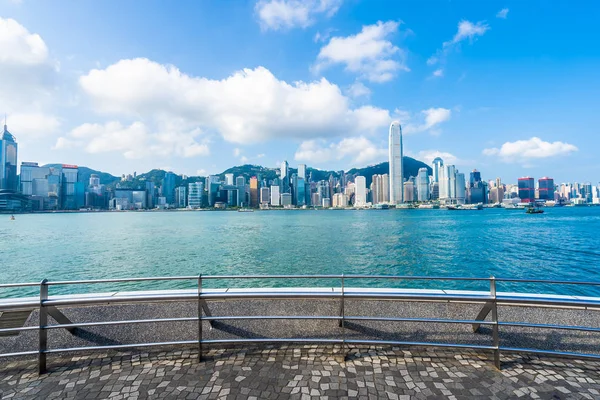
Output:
(1, 345), (600, 399)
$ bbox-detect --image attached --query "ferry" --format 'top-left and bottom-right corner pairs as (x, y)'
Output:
(525, 203), (544, 214)
(238, 208), (254, 213)
(10, 215), (15, 221)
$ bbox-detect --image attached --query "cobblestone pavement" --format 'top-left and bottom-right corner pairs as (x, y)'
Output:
(1, 345), (600, 399)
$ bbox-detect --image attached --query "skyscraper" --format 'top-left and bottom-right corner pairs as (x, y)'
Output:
(538, 177), (555, 201)
(355, 176), (367, 206)
(388, 121), (403, 204)
(188, 182), (203, 208)
(162, 172), (177, 206)
(298, 164), (306, 180)
(280, 161), (289, 194)
(0, 120), (18, 192)
(518, 177), (535, 203)
(416, 168), (429, 202)
(432, 157), (443, 183)
(225, 173), (234, 186)
(249, 177), (259, 207)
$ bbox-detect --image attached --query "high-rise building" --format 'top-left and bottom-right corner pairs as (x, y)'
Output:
(175, 186), (187, 208)
(298, 164), (306, 180)
(456, 173), (466, 204)
(404, 181), (415, 202)
(281, 193), (292, 207)
(416, 168), (429, 202)
(249, 177), (259, 207)
(430, 182), (439, 200)
(188, 182), (203, 208)
(235, 176), (246, 206)
(332, 193), (348, 208)
(146, 181), (156, 209)
(538, 177), (555, 201)
(162, 172), (177, 206)
(260, 187), (270, 205)
(225, 173), (234, 186)
(270, 185), (280, 206)
(518, 177), (535, 203)
(389, 121), (403, 204)
(61, 165), (79, 210)
(468, 169), (486, 204)
(311, 192), (321, 207)
(0, 121), (18, 192)
(206, 175), (221, 207)
(280, 161), (289, 194)
(489, 178), (505, 204)
(439, 165), (466, 204)
(354, 176), (367, 206)
(296, 177), (306, 207)
(371, 174), (389, 205)
(432, 157), (443, 183)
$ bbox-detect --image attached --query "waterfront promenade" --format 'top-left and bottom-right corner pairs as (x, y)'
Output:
(2, 344), (600, 399)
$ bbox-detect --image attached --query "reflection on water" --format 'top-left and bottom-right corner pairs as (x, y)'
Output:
(1, 207), (600, 297)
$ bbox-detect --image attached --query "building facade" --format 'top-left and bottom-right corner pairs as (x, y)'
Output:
(388, 121), (404, 204)
(518, 177), (535, 203)
(0, 122), (18, 192)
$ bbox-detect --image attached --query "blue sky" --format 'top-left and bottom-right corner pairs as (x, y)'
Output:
(0, 0), (598, 183)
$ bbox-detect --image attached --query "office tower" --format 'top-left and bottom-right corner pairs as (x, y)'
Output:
(205, 175), (220, 207)
(430, 182), (439, 200)
(260, 187), (270, 205)
(432, 157), (443, 184)
(296, 177), (306, 207)
(312, 192), (321, 207)
(61, 165), (79, 210)
(280, 161), (289, 194)
(381, 174), (390, 203)
(489, 178), (505, 204)
(370, 178), (378, 205)
(175, 186), (187, 208)
(291, 174), (298, 205)
(249, 177), (259, 207)
(145, 181), (156, 209)
(518, 177), (535, 203)
(225, 173), (234, 186)
(416, 168), (429, 202)
(188, 182), (203, 208)
(0, 120), (18, 191)
(281, 193), (292, 207)
(468, 169), (486, 204)
(456, 173), (466, 204)
(404, 181), (415, 202)
(389, 121), (403, 204)
(298, 164), (306, 180)
(235, 176), (246, 206)
(162, 172), (177, 206)
(354, 176), (367, 206)
(538, 177), (555, 201)
(270, 185), (280, 206)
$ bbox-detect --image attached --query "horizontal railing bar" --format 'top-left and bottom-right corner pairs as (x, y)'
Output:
(343, 275), (492, 282)
(500, 347), (600, 360)
(498, 321), (600, 332)
(345, 316), (496, 325)
(0, 326), (39, 333)
(0, 282), (41, 288)
(43, 340), (198, 354)
(44, 317), (199, 330)
(496, 296), (600, 308)
(43, 294), (199, 307)
(201, 316), (342, 321)
(46, 276), (199, 286)
(201, 338), (343, 344)
(496, 277), (600, 286)
(344, 340), (496, 351)
(0, 350), (39, 358)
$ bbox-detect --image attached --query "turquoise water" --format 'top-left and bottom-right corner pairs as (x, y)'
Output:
(1, 208), (600, 297)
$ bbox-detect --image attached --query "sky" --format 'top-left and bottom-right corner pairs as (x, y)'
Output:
(0, 0), (598, 183)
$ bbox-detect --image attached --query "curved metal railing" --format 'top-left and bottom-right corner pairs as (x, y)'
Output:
(1, 274), (600, 374)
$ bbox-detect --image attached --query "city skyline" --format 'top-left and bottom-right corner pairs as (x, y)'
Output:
(0, 1), (597, 183)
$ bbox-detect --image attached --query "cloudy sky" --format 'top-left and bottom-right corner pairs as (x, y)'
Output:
(0, 0), (597, 182)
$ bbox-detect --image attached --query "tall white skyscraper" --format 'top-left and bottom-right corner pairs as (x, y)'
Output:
(416, 168), (429, 202)
(355, 176), (367, 206)
(225, 173), (234, 185)
(389, 121), (403, 204)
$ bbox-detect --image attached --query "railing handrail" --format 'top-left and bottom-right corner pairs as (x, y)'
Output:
(2, 273), (600, 375)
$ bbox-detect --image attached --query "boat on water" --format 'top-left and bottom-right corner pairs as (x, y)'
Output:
(10, 215), (15, 220)
(525, 203), (544, 214)
(447, 203), (483, 211)
(238, 208), (254, 212)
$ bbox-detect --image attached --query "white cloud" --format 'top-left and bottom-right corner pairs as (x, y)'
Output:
(444, 20), (490, 48)
(483, 137), (578, 161)
(496, 8), (509, 19)
(55, 121), (210, 159)
(196, 169), (207, 176)
(412, 150), (461, 165)
(398, 107), (452, 135)
(240, 156), (249, 163)
(255, 0), (342, 31)
(346, 81), (371, 98)
(432, 68), (444, 78)
(79, 58), (391, 145)
(0, 17), (57, 108)
(233, 148), (242, 157)
(428, 20), (490, 66)
(7, 113), (60, 138)
(314, 21), (408, 83)
(295, 136), (387, 166)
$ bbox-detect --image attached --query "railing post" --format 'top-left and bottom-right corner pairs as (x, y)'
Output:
(38, 279), (48, 375)
(341, 274), (346, 360)
(198, 275), (203, 362)
(490, 276), (500, 369)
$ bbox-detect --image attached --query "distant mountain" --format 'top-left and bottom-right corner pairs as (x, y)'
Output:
(43, 156), (431, 190)
(43, 164), (120, 186)
(347, 157), (432, 187)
